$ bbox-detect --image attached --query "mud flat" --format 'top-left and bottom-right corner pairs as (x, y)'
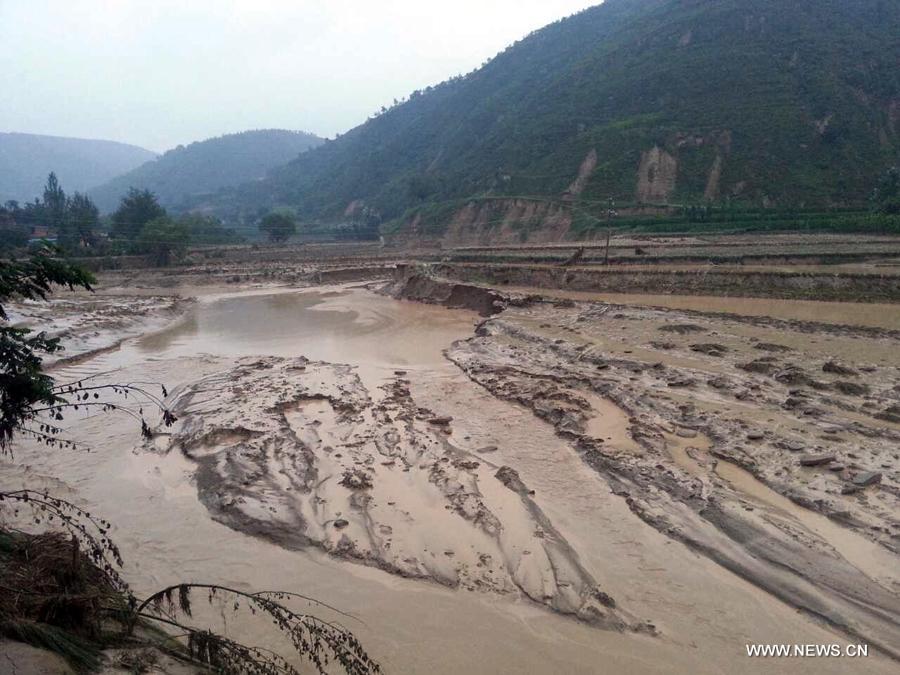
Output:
(7, 292), (189, 365)
(162, 356), (634, 629)
(3, 281), (899, 673)
(495, 289), (900, 331)
(391, 269), (900, 656)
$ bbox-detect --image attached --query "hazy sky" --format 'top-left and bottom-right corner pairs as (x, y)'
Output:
(1, 0), (599, 152)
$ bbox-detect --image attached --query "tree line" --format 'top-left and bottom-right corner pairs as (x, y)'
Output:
(1, 174), (241, 263)
(1, 173), (100, 251)
(1, 173), (314, 263)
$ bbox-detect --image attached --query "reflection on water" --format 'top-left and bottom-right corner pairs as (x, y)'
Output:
(136, 293), (354, 354)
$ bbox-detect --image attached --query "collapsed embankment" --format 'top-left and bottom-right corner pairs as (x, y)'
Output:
(428, 262), (900, 302)
(385, 264), (512, 316)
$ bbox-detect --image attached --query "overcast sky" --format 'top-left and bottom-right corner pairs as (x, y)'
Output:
(1, 0), (600, 152)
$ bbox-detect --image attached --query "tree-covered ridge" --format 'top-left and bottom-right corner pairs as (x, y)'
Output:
(205, 0), (900, 232)
(90, 129), (324, 212)
(0, 133), (156, 204)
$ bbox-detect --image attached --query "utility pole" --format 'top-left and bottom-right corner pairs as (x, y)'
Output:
(604, 196), (615, 265)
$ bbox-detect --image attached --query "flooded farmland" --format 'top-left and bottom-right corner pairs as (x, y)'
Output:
(3, 276), (899, 673)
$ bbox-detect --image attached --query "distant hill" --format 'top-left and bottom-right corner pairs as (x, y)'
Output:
(90, 130), (324, 213)
(205, 0), (900, 239)
(0, 132), (157, 204)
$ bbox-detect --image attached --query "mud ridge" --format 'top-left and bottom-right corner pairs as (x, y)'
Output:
(441, 303), (900, 659)
(157, 356), (643, 630)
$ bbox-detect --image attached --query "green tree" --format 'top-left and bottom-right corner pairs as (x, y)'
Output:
(0, 247), (95, 448)
(871, 166), (899, 215)
(112, 188), (167, 242)
(0, 208), (30, 253)
(41, 172), (75, 248)
(18, 199), (46, 229)
(137, 217), (189, 266)
(65, 192), (100, 248)
(177, 213), (241, 245)
(259, 211), (296, 243)
(41, 172), (66, 229)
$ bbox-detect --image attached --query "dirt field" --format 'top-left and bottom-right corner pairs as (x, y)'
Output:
(82, 231), (900, 301)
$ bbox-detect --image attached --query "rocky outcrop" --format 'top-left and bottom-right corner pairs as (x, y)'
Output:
(564, 149), (599, 198)
(704, 154), (723, 201)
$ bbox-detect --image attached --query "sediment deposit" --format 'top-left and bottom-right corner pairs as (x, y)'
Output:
(5, 253), (900, 672)
(7, 292), (188, 365)
(146, 270), (900, 657)
(406, 274), (900, 656)
(160, 355), (637, 629)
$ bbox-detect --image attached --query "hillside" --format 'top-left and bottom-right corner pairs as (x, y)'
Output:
(206, 0), (900, 240)
(0, 132), (156, 204)
(90, 130), (324, 213)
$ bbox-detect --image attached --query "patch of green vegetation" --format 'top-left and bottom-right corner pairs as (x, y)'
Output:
(391, 200), (466, 236)
(673, 146), (718, 203)
(200, 0), (900, 238)
(603, 113), (666, 132)
(568, 200), (900, 237)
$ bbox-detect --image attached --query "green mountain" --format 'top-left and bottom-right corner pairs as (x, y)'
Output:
(207, 0), (900, 238)
(90, 130), (323, 213)
(0, 132), (156, 204)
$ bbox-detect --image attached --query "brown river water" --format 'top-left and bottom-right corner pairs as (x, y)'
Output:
(2, 286), (896, 674)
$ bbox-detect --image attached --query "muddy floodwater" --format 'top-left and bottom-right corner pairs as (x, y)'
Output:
(3, 284), (899, 674)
